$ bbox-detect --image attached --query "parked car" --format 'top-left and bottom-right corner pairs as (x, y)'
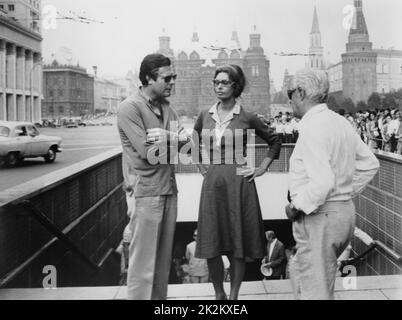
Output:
(66, 120), (78, 128)
(77, 120), (87, 127)
(0, 121), (62, 167)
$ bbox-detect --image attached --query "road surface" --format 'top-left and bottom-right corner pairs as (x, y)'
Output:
(0, 125), (121, 191)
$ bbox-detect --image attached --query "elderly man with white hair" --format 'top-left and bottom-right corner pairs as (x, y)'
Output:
(285, 68), (379, 300)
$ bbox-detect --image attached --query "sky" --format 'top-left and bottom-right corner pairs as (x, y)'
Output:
(41, 0), (402, 91)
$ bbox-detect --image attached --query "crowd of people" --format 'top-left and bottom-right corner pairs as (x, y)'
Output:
(267, 107), (402, 155)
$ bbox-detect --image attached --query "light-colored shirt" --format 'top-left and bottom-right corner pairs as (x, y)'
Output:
(268, 238), (277, 261)
(387, 119), (400, 136)
(284, 123), (294, 134)
(275, 123), (286, 134)
(289, 104), (380, 215)
(209, 102), (241, 146)
(186, 241), (209, 277)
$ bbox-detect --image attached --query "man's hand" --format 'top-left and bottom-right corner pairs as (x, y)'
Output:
(285, 203), (304, 222)
(146, 128), (169, 143)
(177, 127), (192, 143)
(147, 127), (191, 144)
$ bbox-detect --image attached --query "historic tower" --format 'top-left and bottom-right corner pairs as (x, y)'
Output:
(243, 26), (270, 114)
(157, 29), (175, 61)
(308, 6), (325, 70)
(341, 0), (377, 103)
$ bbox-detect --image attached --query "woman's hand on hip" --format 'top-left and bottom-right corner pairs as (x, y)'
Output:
(240, 166), (266, 182)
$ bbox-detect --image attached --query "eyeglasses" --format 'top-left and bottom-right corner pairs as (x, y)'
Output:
(212, 79), (234, 87)
(160, 74), (177, 83)
(287, 89), (297, 100)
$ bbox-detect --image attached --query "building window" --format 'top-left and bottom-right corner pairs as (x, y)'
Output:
(252, 65), (259, 77)
(49, 106), (54, 113)
(400, 66), (402, 74)
(49, 89), (54, 97)
(58, 89), (64, 97)
(59, 106), (64, 113)
(8, 4), (15, 11)
(0, 5), (4, 9)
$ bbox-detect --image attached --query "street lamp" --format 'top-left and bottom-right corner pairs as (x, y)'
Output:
(30, 59), (43, 122)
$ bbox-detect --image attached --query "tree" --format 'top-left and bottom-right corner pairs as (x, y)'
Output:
(383, 92), (397, 109)
(368, 92), (382, 110)
(272, 91), (289, 104)
(356, 100), (368, 111)
(340, 98), (355, 113)
(327, 95), (339, 112)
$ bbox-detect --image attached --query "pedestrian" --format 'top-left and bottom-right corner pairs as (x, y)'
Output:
(285, 68), (379, 300)
(396, 112), (402, 155)
(117, 53), (190, 300)
(260, 231), (287, 280)
(192, 64), (281, 300)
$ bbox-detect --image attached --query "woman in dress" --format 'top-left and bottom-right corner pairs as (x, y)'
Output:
(192, 65), (281, 300)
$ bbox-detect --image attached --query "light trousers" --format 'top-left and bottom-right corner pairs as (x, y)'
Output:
(127, 195), (177, 300)
(289, 200), (355, 300)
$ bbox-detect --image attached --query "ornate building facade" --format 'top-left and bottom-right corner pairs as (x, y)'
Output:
(94, 77), (125, 114)
(42, 61), (94, 119)
(156, 28), (271, 117)
(0, 1), (42, 122)
(0, 0), (41, 33)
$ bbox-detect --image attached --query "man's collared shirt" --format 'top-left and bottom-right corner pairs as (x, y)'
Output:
(289, 104), (380, 215)
(117, 88), (181, 198)
(268, 238), (277, 262)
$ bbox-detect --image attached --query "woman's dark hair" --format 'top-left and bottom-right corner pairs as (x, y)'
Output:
(214, 64), (246, 98)
(139, 54), (171, 86)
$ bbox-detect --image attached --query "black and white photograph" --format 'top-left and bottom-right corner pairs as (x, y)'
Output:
(0, 0), (401, 304)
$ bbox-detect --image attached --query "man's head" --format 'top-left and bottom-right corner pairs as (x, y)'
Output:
(139, 54), (176, 101)
(265, 230), (276, 243)
(287, 68), (330, 119)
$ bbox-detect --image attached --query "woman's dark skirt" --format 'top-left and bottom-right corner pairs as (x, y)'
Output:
(195, 164), (267, 261)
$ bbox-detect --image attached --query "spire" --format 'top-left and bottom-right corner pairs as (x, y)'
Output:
(192, 31), (199, 43)
(230, 26), (241, 49)
(346, 0), (372, 52)
(192, 26), (199, 43)
(349, 0), (369, 36)
(311, 6), (320, 34)
(249, 25), (261, 48)
(157, 28), (174, 60)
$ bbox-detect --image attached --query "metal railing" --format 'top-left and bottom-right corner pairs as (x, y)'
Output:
(0, 183), (124, 288)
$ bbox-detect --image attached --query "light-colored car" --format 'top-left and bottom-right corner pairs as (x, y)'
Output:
(66, 120), (78, 128)
(0, 121), (62, 167)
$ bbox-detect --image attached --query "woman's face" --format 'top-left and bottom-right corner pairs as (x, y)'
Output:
(213, 72), (235, 100)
